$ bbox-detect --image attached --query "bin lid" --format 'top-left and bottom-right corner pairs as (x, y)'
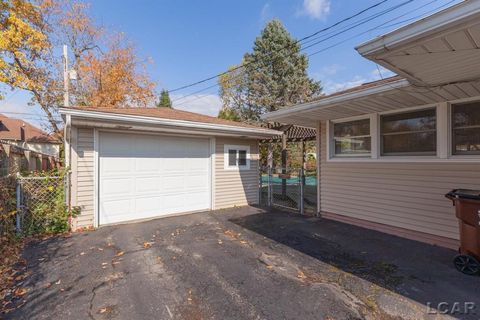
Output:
(447, 189), (480, 200)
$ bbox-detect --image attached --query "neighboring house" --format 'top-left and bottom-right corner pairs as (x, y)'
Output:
(0, 114), (61, 157)
(0, 114), (61, 175)
(60, 107), (280, 230)
(264, 1), (480, 249)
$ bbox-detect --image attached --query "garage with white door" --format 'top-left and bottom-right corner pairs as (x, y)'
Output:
(98, 131), (211, 225)
(62, 106), (279, 230)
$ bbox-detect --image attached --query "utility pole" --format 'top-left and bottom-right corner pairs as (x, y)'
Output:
(63, 44), (69, 108)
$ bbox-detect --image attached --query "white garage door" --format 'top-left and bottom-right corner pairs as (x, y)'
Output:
(99, 132), (211, 225)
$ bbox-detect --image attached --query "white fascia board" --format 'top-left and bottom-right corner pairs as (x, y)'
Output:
(356, 1), (480, 57)
(59, 108), (281, 137)
(262, 78), (410, 121)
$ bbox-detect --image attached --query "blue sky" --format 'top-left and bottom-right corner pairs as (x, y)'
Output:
(0, 0), (461, 129)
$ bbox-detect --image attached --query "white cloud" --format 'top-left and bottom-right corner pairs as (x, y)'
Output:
(260, 3), (272, 23)
(322, 67), (396, 94)
(298, 0), (331, 20)
(171, 94), (222, 117)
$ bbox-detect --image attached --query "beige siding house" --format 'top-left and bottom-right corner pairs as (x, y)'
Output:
(62, 107), (279, 230)
(264, 1), (480, 249)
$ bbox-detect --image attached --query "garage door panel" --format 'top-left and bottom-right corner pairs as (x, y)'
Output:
(135, 176), (161, 193)
(135, 157), (160, 172)
(101, 177), (133, 198)
(162, 193), (187, 211)
(101, 199), (133, 222)
(187, 174), (209, 189)
(135, 196), (162, 215)
(101, 158), (133, 175)
(99, 132), (211, 225)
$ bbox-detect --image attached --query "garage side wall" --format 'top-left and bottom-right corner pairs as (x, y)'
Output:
(214, 138), (259, 209)
(71, 126), (95, 230)
(319, 121), (480, 248)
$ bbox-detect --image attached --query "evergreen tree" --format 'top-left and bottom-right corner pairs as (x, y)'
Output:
(242, 19), (322, 121)
(157, 89), (172, 108)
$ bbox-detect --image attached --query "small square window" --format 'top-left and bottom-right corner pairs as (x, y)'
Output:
(224, 145), (250, 169)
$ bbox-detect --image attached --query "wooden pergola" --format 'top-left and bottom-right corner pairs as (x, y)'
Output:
(260, 123), (317, 197)
(260, 123), (316, 169)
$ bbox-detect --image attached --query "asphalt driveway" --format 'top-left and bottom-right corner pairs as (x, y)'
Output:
(3, 207), (480, 320)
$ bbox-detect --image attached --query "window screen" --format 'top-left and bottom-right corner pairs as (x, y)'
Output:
(228, 149), (237, 166)
(381, 109), (436, 156)
(452, 102), (480, 155)
(238, 150), (247, 166)
(333, 119), (371, 156)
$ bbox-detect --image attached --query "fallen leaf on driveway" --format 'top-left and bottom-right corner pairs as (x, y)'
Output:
(115, 251), (124, 257)
(14, 287), (29, 296)
(143, 242), (152, 248)
(55, 280), (61, 285)
(297, 271), (307, 280)
(266, 265), (273, 270)
(101, 262), (108, 266)
(80, 252), (85, 256)
(98, 248), (104, 251)
(217, 240), (223, 244)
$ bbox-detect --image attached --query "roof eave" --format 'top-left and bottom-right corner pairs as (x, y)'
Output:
(356, 1), (480, 57)
(59, 108), (281, 138)
(262, 78), (410, 121)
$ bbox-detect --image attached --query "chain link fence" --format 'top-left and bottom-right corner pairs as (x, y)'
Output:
(260, 166), (317, 214)
(16, 175), (69, 236)
(0, 176), (17, 243)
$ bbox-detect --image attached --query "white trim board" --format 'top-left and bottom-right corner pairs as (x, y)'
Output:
(60, 108), (281, 138)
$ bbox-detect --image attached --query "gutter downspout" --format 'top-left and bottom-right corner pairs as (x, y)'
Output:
(64, 114), (72, 217)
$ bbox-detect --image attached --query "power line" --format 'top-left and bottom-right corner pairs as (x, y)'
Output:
(307, 0), (454, 57)
(174, 0), (425, 108)
(168, 0), (392, 95)
(173, 0), (414, 107)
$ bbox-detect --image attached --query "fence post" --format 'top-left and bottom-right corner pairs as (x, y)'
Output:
(258, 169), (262, 206)
(299, 168), (305, 215)
(16, 179), (21, 234)
(267, 166), (272, 207)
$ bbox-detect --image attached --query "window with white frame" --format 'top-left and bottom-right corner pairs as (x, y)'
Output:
(224, 145), (250, 169)
(333, 118), (371, 157)
(380, 108), (437, 156)
(452, 101), (480, 155)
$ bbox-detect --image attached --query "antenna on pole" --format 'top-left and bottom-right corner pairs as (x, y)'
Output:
(63, 44), (69, 107)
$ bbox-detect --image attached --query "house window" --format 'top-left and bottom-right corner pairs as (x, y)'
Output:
(452, 101), (480, 155)
(224, 145), (250, 169)
(380, 108), (436, 156)
(333, 119), (371, 157)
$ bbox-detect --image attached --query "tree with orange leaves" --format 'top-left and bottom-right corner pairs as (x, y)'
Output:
(0, 0), (157, 134)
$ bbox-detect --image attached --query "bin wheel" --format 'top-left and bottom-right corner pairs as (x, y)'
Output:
(453, 255), (480, 275)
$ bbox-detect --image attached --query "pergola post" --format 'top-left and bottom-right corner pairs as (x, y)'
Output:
(281, 133), (287, 198)
(301, 139), (306, 186)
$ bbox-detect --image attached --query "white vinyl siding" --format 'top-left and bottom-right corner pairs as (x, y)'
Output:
(72, 127), (95, 229)
(215, 138), (259, 209)
(320, 121), (480, 241)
